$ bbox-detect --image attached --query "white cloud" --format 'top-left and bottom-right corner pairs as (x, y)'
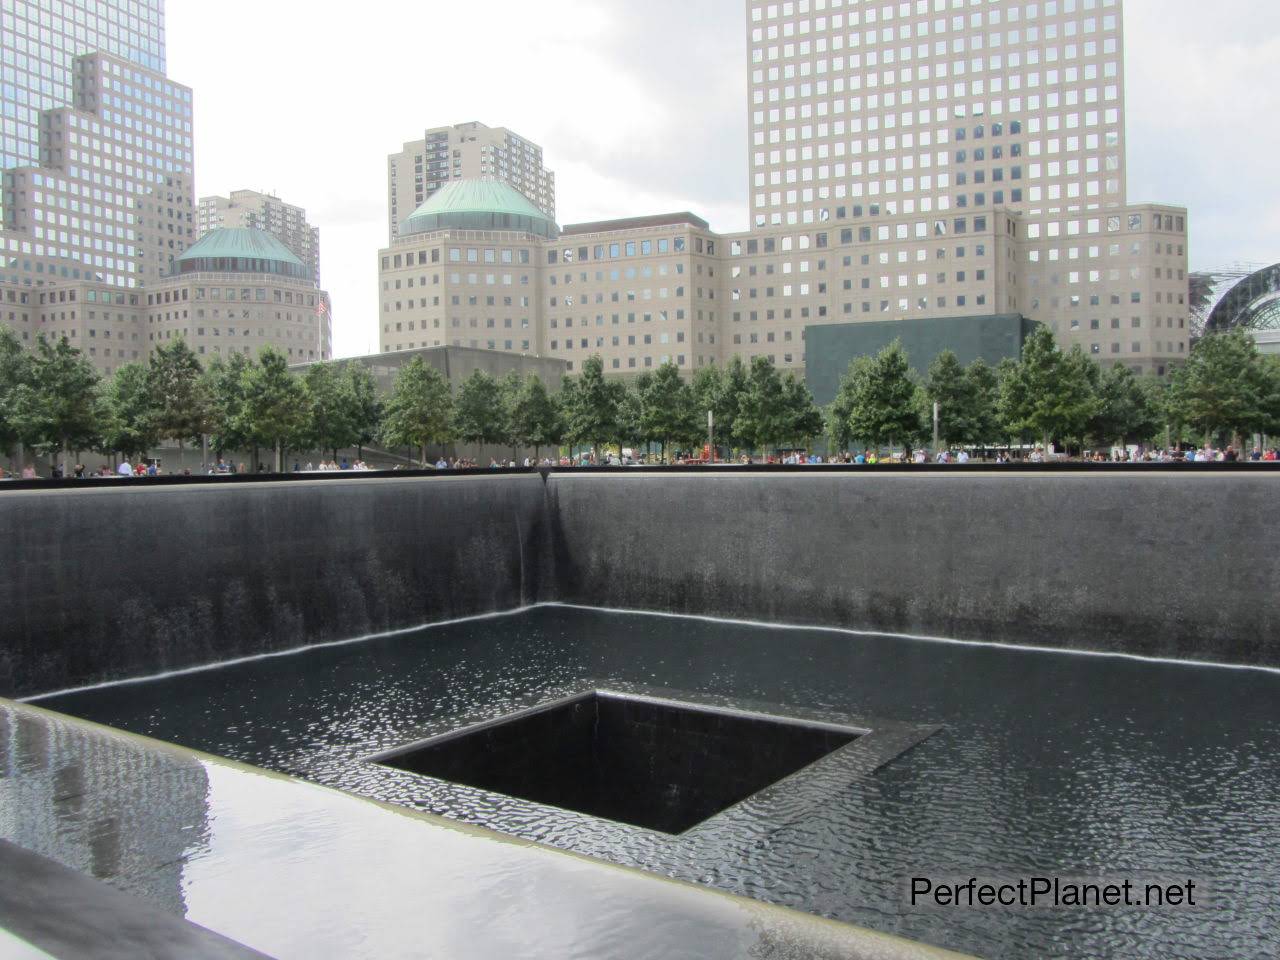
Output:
(166, 0), (1280, 358)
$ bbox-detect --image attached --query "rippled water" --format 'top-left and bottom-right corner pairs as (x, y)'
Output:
(38, 606), (1280, 960)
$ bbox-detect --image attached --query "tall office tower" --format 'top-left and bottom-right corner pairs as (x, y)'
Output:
(0, 0), (166, 195)
(1, 0), (192, 366)
(735, 0), (1190, 376)
(199, 190), (322, 285)
(387, 122), (555, 241)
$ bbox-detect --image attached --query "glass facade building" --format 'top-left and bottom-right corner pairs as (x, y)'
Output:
(1, 0), (166, 181)
(1, 0), (193, 296)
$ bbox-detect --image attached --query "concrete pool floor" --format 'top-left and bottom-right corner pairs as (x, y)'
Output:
(0, 699), (973, 960)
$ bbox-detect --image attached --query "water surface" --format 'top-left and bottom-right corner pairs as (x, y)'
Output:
(40, 606), (1280, 960)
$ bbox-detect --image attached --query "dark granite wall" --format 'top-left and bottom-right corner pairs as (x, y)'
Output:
(4, 470), (1277, 697)
(0, 475), (551, 698)
(548, 473), (1279, 665)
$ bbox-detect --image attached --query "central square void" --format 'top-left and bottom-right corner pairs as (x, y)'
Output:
(375, 691), (861, 835)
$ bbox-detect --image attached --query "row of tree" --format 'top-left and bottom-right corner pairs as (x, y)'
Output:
(828, 327), (1280, 452)
(3, 326), (1276, 474)
(0, 330), (381, 472)
(379, 353), (825, 464)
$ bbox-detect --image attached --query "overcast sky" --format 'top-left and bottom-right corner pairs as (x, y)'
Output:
(166, 0), (1280, 359)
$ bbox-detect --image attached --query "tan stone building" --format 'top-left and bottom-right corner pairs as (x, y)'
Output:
(148, 227), (331, 364)
(12, 226), (330, 379)
(377, 0), (1190, 380)
(734, 0), (1188, 376)
(387, 122), (555, 241)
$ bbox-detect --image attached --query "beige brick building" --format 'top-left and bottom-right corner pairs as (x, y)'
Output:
(15, 227), (330, 379)
(387, 122), (555, 242)
(377, 0), (1190, 380)
(148, 227), (331, 364)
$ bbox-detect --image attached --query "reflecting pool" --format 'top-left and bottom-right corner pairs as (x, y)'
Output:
(38, 605), (1280, 960)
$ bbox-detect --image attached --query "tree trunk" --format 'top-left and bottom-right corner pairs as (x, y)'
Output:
(61, 438), (69, 478)
(275, 440), (282, 474)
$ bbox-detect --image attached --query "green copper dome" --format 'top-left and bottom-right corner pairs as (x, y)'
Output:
(174, 227), (308, 279)
(398, 179), (558, 240)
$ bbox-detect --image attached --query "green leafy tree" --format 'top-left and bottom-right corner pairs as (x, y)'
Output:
(826, 356), (871, 453)
(847, 340), (922, 451)
(11, 336), (101, 474)
(690, 365), (728, 456)
(380, 356), (453, 465)
(618, 372), (651, 459)
(1167, 330), (1268, 444)
(239, 347), (309, 472)
(964, 357), (1001, 446)
(202, 352), (255, 460)
(735, 356), (790, 458)
(509, 374), (562, 461)
(1089, 364), (1162, 449)
(999, 328), (1096, 450)
(346, 363), (382, 460)
(497, 370), (525, 459)
(926, 350), (976, 446)
(781, 373), (823, 448)
(1056, 346), (1102, 449)
(147, 338), (208, 462)
(561, 355), (621, 460)
(304, 362), (358, 461)
(98, 362), (159, 461)
(0, 328), (33, 466)
(454, 369), (505, 459)
(641, 362), (697, 457)
(719, 355), (750, 453)
(996, 355), (1033, 445)
(1257, 355), (1280, 442)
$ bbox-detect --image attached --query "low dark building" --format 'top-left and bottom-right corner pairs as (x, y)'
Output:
(805, 314), (1038, 405)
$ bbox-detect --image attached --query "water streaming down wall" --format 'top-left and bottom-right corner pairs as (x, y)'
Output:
(0, 475), (553, 698)
(2, 470), (1277, 698)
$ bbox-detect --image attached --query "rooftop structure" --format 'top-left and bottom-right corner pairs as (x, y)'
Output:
(398, 180), (559, 241)
(387, 122), (555, 242)
(198, 190), (322, 285)
(175, 227), (308, 280)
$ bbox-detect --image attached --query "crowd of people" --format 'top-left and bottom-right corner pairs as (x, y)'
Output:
(4, 444), (1280, 480)
(299, 459), (374, 472)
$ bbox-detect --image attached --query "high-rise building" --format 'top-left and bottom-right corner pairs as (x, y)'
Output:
(1, 0), (193, 344)
(732, 0), (1188, 375)
(0, 1), (328, 376)
(198, 190), (322, 285)
(377, 0), (1191, 380)
(0, 0), (166, 181)
(387, 122), (555, 241)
